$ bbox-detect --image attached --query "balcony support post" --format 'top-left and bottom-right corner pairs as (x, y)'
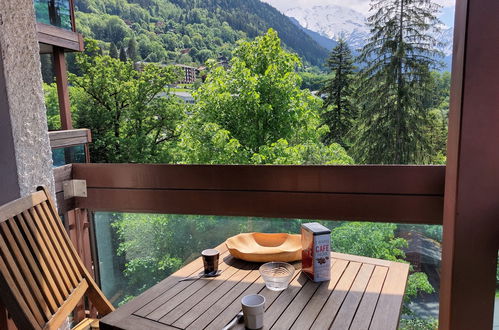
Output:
(53, 46), (73, 130)
(440, 0), (499, 328)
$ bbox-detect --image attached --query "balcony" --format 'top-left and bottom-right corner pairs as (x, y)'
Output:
(47, 164), (444, 326)
(0, 0), (497, 328)
(34, 0), (83, 53)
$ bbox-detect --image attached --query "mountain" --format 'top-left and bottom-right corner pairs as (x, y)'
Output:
(74, 0), (329, 66)
(263, 0), (455, 70)
(289, 17), (337, 50)
(284, 5), (369, 51)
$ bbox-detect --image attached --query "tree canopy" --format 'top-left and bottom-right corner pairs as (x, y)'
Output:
(71, 40), (185, 163)
(174, 29), (353, 165)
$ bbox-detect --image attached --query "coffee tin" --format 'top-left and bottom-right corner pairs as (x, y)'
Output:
(301, 222), (331, 282)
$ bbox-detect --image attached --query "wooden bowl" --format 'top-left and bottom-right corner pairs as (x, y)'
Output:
(225, 233), (302, 262)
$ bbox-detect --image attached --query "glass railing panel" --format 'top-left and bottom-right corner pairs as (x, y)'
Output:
(92, 212), (441, 327)
(34, 0), (72, 30)
(52, 144), (86, 167)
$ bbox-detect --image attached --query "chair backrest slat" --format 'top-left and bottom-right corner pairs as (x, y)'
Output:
(27, 207), (73, 295)
(7, 217), (59, 314)
(0, 253), (41, 330)
(21, 209), (71, 299)
(39, 202), (82, 284)
(0, 191), (46, 223)
(0, 187), (114, 330)
(0, 234), (46, 327)
(0, 221), (54, 319)
(16, 212), (65, 306)
(34, 203), (80, 288)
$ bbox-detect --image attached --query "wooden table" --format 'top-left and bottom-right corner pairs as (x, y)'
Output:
(100, 243), (409, 330)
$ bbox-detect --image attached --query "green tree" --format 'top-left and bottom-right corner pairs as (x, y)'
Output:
(320, 39), (356, 147)
(175, 29), (352, 165)
(109, 42), (119, 59)
(424, 71), (451, 163)
(299, 71), (328, 91)
(353, 0), (443, 164)
(119, 46), (127, 62)
(127, 37), (139, 62)
(71, 40), (185, 163)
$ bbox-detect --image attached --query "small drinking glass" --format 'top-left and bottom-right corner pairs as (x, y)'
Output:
(201, 249), (219, 274)
(259, 262), (295, 291)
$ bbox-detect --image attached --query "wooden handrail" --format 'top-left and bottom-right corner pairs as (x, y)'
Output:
(72, 164), (445, 224)
(37, 22), (84, 52)
(49, 129), (92, 149)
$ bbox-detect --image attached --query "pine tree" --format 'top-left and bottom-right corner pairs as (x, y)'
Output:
(319, 39), (355, 147)
(109, 43), (119, 59)
(353, 0), (443, 164)
(127, 37), (139, 62)
(119, 46), (128, 62)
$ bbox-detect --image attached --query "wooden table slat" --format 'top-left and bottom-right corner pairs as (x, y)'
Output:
(270, 278), (320, 329)
(229, 263), (306, 330)
(111, 315), (178, 330)
(100, 247), (409, 330)
(135, 250), (231, 317)
(146, 255), (241, 321)
(310, 261), (362, 330)
(185, 266), (262, 330)
(369, 262), (410, 330)
(170, 262), (258, 328)
(261, 273), (309, 328)
(330, 263), (375, 329)
(203, 265), (302, 330)
(332, 252), (392, 267)
(349, 265), (389, 330)
(100, 243), (228, 326)
(290, 258), (349, 330)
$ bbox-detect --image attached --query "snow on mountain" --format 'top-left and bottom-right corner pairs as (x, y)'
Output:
(283, 5), (369, 51)
(263, 0), (454, 59)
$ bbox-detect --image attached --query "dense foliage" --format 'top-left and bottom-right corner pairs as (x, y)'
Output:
(174, 30), (352, 165)
(70, 40), (185, 163)
(73, 0), (328, 66)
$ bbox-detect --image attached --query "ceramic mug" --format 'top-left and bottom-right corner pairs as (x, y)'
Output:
(241, 294), (265, 329)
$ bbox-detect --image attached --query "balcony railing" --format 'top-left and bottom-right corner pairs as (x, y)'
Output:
(49, 129), (92, 167)
(71, 164), (445, 224)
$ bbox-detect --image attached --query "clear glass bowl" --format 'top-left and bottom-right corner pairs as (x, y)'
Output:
(259, 262), (295, 291)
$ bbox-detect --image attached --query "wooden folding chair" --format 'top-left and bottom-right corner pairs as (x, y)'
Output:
(0, 187), (114, 330)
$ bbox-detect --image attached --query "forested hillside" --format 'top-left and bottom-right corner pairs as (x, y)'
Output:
(73, 0), (329, 66)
